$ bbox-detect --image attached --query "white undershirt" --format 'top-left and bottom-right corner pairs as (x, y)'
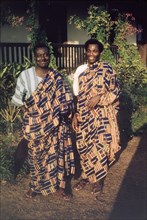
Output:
(73, 64), (88, 96)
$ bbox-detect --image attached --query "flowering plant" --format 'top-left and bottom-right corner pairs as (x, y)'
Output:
(114, 12), (142, 44)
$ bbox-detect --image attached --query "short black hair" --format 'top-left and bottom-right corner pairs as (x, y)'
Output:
(84, 39), (104, 53)
(33, 43), (50, 54)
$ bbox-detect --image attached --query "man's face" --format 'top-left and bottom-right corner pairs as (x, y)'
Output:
(34, 47), (50, 68)
(86, 44), (101, 65)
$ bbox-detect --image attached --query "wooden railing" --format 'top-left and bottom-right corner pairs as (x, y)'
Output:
(53, 44), (86, 72)
(0, 43), (118, 72)
(0, 43), (33, 64)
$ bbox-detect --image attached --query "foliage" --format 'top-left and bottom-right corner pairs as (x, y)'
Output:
(0, 60), (32, 109)
(112, 12), (147, 116)
(131, 106), (147, 134)
(113, 14), (147, 135)
(25, 0), (38, 31)
(0, 145), (14, 180)
(48, 43), (58, 70)
(0, 4), (24, 27)
(113, 12), (142, 43)
(29, 26), (48, 49)
(25, 0), (49, 48)
(69, 5), (113, 45)
(0, 61), (29, 134)
(0, 101), (21, 134)
(0, 134), (19, 180)
(100, 48), (116, 66)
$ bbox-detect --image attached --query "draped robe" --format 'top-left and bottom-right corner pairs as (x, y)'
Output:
(75, 61), (121, 183)
(22, 69), (75, 195)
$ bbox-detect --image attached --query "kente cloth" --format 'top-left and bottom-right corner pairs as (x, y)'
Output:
(75, 61), (121, 183)
(22, 69), (75, 195)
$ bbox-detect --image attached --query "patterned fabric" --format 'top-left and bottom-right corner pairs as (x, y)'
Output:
(22, 69), (75, 195)
(75, 61), (121, 183)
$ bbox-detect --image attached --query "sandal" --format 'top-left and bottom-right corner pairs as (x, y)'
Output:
(56, 188), (65, 196)
(91, 181), (103, 195)
(56, 188), (66, 197)
(62, 192), (73, 201)
(56, 188), (73, 201)
(73, 179), (89, 191)
(25, 188), (37, 199)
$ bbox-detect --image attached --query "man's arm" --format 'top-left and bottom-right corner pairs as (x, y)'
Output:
(11, 72), (26, 106)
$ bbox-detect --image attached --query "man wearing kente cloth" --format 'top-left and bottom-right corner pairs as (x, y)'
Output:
(12, 43), (75, 200)
(72, 39), (121, 199)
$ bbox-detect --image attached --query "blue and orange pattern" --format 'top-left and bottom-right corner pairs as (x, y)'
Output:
(22, 69), (75, 195)
(76, 61), (121, 183)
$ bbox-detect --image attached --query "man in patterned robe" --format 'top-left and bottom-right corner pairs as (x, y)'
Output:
(12, 43), (75, 199)
(72, 39), (121, 198)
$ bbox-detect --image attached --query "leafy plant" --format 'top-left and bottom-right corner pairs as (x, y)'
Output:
(48, 42), (58, 70)
(0, 60), (32, 109)
(0, 100), (21, 134)
(69, 5), (113, 45)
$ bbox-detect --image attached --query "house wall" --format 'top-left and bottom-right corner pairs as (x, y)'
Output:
(67, 2), (92, 44)
(0, 0), (29, 43)
(126, 34), (137, 45)
(0, 24), (30, 43)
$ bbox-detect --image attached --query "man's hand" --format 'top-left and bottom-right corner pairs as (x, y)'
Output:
(86, 95), (100, 109)
(72, 113), (78, 131)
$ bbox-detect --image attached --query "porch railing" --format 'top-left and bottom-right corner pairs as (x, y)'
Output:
(0, 43), (118, 72)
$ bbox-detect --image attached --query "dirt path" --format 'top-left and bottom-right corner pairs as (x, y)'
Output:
(0, 131), (147, 220)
